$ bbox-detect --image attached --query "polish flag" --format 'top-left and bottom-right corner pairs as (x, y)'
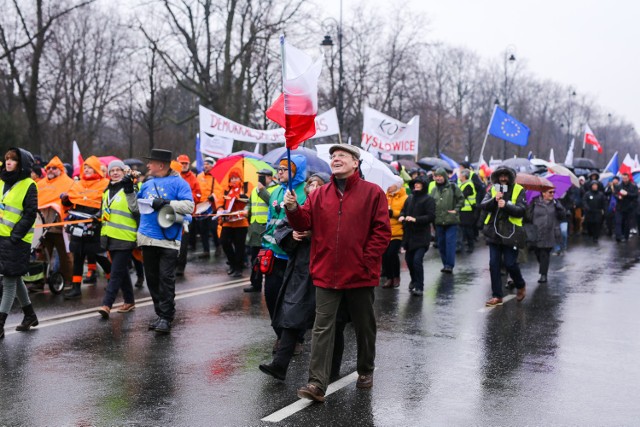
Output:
(619, 153), (635, 177)
(266, 37), (322, 150)
(72, 140), (83, 173)
(584, 124), (603, 154)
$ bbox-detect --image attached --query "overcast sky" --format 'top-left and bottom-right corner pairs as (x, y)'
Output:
(335, 0), (639, 131)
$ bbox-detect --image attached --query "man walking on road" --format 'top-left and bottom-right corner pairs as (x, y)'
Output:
(430, 168), (464, 273)
(138, 149), (194, 334)
(284, 144), (391, 403)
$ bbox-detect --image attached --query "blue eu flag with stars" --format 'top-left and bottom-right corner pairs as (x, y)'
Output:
(488, 106), (530, 146)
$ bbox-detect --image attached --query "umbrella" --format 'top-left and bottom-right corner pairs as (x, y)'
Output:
(530, 159), (580, 187)
(417, 157), (452, 172)
(500, 157), (534, 173)
(209, 155), (275, 203)
(262, 146), (331, 175)
(516, 173), (554, 192)
(525, 173), (572, 203)
(73, 155), (121, 177)
(315, 144), (399, 191)
(572, 157), (598, 170)
(123, 158), (144, 167)
(397, 158), (419, 171)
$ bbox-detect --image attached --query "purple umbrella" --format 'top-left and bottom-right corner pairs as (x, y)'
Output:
(525, 173), (572, 203)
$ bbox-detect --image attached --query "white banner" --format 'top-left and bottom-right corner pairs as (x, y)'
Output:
(198, 105), (339, 144)
(361, 106), (419, 155)
(200, 134), (234, 159)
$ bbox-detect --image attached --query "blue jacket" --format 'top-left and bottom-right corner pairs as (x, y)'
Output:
(138, 174), (193, 241)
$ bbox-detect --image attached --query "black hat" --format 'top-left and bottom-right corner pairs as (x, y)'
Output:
(143, 149), (173, 163)
(257, 168), (273, 177)
(459, 161), (471, 168)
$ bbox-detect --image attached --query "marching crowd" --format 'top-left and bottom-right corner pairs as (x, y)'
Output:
(0, 144), (638, 403)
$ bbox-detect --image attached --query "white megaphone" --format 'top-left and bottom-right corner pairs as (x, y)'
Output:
(157, 204), (184, 229)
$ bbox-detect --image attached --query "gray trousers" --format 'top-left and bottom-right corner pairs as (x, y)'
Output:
(308, 286), (376, 392)
(0, 276), (31, 313)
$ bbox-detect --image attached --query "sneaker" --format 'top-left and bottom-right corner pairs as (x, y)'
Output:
(442, 266), (453, 274)
(148, 317), (162, 330)
(117, 303), (136, 313)
(297, 384), (325, 402)
(408, 281), (416, 291)
(98, 306), (110, 319)
(243, 286), (261, 293)
(485, 297), (503, 307)
(154, 318), (172, 334)
(356, 373), (374, 389)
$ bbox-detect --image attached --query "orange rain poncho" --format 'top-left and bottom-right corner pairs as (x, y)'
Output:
(37, 156), (74, 213)
(66, 156), (109, 209)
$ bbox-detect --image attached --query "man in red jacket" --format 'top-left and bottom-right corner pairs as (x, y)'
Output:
(284, 144), (391, 402)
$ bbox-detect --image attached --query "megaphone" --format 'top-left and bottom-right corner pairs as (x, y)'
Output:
(157, 204), (184, 229)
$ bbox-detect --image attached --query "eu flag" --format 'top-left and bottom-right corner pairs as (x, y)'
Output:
(488, 106), (530, 147)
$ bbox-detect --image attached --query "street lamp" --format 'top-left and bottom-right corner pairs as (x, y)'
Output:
(320, 1), (344, 143)
(500, 46), (516, 160)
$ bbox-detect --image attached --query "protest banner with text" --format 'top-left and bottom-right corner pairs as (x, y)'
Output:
(360, 106), (419, 155)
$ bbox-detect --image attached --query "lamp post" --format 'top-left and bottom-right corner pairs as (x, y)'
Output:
(500, 46), (516, 160)
(320, 0), (344, 142)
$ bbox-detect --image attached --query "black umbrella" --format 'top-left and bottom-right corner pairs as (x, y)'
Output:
(417, 157), (452, 172)
(500, 157), (534, 173)
(123, 158), (144, 167)
(397, 158), (419, 171)
(572, 157), (598, 170)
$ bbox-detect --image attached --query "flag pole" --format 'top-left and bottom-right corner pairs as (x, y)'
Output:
(279, 35), (293, 193)
(581, 124), (586, 157)
(478, 104), (497, 163)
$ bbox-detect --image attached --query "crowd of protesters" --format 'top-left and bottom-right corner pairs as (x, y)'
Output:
(0, 143), (638, 404)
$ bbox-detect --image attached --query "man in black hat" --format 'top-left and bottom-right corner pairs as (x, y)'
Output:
(245, 168), (277, 293)
(137, 149), (194, 334)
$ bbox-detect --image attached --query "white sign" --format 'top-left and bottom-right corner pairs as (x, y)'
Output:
(361, 106), (419, 155)
(200, 134), (234, 159)
(198, 105), (339, 144)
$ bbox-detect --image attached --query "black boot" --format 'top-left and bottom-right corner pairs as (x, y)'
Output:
(0, 312), (7, 339)
(538, 274), (547, 283)
(16, 304), (39, 331)
(64, 282), (82, 300)
(259, 362), (286, 381)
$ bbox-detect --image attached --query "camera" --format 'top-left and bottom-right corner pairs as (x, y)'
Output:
(258, 175), (266, 186)
(493, 184), (508, 194)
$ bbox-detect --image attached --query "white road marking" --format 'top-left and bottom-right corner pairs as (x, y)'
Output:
(262, 371), (360, 423)
(477, 294), (516, 313)
(3, 279), (250, 336)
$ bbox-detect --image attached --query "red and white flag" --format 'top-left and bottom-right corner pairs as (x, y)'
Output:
(584, 124), (603, 154)
(619, 153), (635, 177)
(266, 37), (322, 150)
(72, 140), (83, 173)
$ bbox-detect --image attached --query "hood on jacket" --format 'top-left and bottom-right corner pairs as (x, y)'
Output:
(279, 154), (307, 189)
(490, 166), (516, 185)
(3, 147), (35, 180)
(45, 156), (67, 175)
(408, 176), (429, 195)
(588, 171), (600, 181)
(83, 156), (104, 178)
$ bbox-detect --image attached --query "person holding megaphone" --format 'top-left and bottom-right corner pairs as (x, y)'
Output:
(137, 149), (194, 334)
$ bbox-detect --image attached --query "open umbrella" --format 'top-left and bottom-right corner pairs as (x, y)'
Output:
(209, 155), (275, 204)
(315, 144), (399, 191)
(516, 173), (554, 192)
(72, 155), (121, 177)
(572, 157), (598, 170)
(262, 146), (331, 175)
(530, 159), (580, 187)
(501, 157), (534, 173)
(123, 158), (144, 167)
(417, 157), (452, 172)
(397, 158), (419, 171)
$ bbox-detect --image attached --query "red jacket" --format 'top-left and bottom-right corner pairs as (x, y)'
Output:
(286, 173), (391, 289)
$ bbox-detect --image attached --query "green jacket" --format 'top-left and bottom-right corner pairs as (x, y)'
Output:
(430, 182), (464, 225)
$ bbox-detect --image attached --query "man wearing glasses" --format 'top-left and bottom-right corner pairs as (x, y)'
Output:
(480, 166), (527, 307)
(261, 155), (308, 351)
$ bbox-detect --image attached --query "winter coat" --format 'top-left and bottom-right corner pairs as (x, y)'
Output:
(582, 190), (606, 224)
(0, 147), (38, 277)
(387, 187), (408, 240)
(400, 179), (435, 251)
(480, 166), (527, 248)
(286, 172), (391, 290)
(430, 182), (464, 226)
(271, 219), (315, 330)
(614, 181), (639, 213)
(526, 197), (565, 249)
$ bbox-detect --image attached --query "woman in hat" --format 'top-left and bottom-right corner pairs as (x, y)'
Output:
(217, 169), (249, 277)
(97, 160), (139, 318)
(0, 148), (40, 338)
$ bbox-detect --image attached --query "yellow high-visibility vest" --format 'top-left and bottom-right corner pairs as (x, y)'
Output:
(101, 188), (137, 242)
(0, 178), (36, 244)
(484, 184), (524, 226)
(250, 185), (276, 224)
(460, 180), (477, 212)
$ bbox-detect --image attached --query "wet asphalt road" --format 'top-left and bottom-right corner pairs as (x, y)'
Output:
(1, 235), (640, 426)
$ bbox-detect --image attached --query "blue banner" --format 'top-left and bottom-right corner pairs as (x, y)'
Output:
(195, 133), (204, 174)
(488, 106), (530, 147)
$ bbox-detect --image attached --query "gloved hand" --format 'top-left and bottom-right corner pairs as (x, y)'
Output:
(121, 175), (135, 194)
(60, 193), (71, 206)
(207, 194), (215, 203)
(389, 209), (394, 218)
(152, 198), (170, 211)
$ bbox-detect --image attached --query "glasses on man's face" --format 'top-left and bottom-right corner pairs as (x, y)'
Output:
(547, 191), (555, 195)
(277, 167), (288, 173)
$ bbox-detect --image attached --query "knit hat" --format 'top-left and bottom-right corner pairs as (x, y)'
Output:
(279, 159), (297, 176)
(108, 160), (126, 174)
(434, 167), (448, 178)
